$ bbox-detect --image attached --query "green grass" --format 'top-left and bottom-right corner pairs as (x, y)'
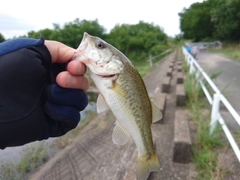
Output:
(135, 62), (151, 77)
(210, 46), (240, 61)
(134, 49), (172, 77)
(0, 143), (48, 180)
(184, 66), (224, 180)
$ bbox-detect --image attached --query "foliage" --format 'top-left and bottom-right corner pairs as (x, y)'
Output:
(179, 1), (214, 41)
(173, 33), (183, 44)
(0, 33), (5, 42)
(179, 0), (240, 42)
(23, 19), (169, 63)
(184, 62), (226, 179)
(0, 19), (168, 65)
(0, 143), (48, 180)
(106, 21), (168, 63)
(27, 18), (106, 48)
(210, 46), (240, 61)
(211, 0), (240, 41)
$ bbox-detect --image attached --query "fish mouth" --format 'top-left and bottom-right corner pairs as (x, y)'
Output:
(89, 66), (119, 79)
(94, 73), (119, 80)
(98, 74), (117, 79)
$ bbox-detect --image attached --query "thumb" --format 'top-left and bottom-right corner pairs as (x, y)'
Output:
(45, 40), (76, 63)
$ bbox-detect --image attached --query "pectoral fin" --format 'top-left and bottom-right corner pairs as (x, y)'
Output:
(151, 102), (163, 123)
(112, 122), (130, 145)
(96, 94), (109, 113)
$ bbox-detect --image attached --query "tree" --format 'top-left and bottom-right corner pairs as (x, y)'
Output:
(27, 28), (55, 40)
(179, 1), (214, 41)
(211, 0), (240, 41)
(107, 21), (168, 63)
(23, 19), (169, 62)
(26, 18), (106, 48)
(0, 33), (5, 42)
(55, 18), (106, 48)
(179, 0), (240, 42)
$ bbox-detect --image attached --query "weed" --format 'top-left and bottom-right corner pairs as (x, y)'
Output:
(0, 143), (49, 180)
(135, 63), (151, 77)
(185, 73), (205, 104)
(184, 69), (223, 180)
(183, 61), (189, 73)
(210, 70), (224, 80)
(0, 162), (22, 180)
(135, 50), (172, 77)
(210, 46), (240, 62)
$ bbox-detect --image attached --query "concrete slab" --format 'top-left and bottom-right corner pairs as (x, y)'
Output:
(177, 60), (182, 65)
(169, 62), (174, 68)
(176, 84), (186, 106)
(153, 93), (166, 124)
(162, 76), (171, 93)
(172, 110), (192, 163)
(177, 72), (184, 84)
(177, 65), (182, 72)
(166, 68), (172, 77)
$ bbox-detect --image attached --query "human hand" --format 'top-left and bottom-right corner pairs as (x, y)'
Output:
(43, 40), (89, 138)
(0, 38), (89, 148)
(45, 40), (89, 91)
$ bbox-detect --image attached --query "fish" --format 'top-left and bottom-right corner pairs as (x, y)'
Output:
(73, 32), (162, 180)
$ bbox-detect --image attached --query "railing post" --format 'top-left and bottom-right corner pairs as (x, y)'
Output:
(187, 56), (190, 65)
(210, 93), (221, 135)
(189, 58), (194, 73)
(195, 69), (200, 80)
(149, 54), (152, 67)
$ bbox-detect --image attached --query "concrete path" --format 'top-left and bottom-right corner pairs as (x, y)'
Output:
(31, 51), (192, 180)
(196, 51), (240, 113)
(196, 50), (240, 132)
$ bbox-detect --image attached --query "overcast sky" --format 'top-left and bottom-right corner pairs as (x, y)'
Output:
(0, 0), (203, 39)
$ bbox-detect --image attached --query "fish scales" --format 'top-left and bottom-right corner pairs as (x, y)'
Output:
(74, 32), (162, 180)
(112, 61), (153, 155)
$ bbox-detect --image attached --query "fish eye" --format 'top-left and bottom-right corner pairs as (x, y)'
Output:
(96, 41), (105, 49)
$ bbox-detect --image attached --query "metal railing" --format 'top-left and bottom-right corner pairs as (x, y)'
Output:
(147, 49), (172, 67)
(189, 41), (222, 49)
(182, 47), (240, 163)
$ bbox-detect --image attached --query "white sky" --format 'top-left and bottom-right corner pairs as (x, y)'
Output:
(0, 0), (203, 39)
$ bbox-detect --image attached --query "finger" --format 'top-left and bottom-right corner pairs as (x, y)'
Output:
(56, 71), (90, 91)
(46, 84), (88, 110)
(45, 40), (76, 63)
(67, 60), (87, 75)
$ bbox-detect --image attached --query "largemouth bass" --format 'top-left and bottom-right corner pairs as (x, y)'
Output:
(74, 32), (162, 180)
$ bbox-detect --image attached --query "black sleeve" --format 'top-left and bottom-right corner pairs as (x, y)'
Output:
(0, 43), (52, 148)
(0, 38), (88, 149)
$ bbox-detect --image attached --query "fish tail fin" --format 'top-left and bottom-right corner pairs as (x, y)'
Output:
(137, 151), (160, 180)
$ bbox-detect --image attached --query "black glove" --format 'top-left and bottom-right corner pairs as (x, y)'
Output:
(0, 38), (88, 149)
